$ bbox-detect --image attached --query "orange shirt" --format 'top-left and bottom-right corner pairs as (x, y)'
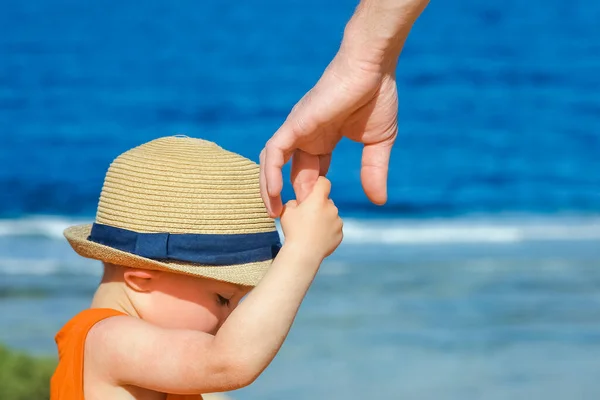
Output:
(51, 308), (202, 400)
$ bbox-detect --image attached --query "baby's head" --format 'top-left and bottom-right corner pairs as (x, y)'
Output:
(98, 263), (250, 334)
(63, 136), (280, 332)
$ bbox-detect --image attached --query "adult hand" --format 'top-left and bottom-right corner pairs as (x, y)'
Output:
(259, 0), (429, 217)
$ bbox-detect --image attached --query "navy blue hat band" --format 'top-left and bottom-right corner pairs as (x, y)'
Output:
(88, 223), (281, 266)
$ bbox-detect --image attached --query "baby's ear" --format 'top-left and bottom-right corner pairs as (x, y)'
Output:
(123, 269), (158, 293)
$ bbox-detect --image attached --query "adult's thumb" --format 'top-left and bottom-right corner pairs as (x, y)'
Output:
(361, 141), (392, 205)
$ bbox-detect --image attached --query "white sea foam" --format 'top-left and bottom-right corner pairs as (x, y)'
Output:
(1, 214), (599, 246)
(340, 215), (600, 245)
(0, 216), (90, 239)
(0, 257), (100, 276)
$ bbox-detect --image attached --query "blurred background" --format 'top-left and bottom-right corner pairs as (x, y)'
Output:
(1, 0), (600, 399)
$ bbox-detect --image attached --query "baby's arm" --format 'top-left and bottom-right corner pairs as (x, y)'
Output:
(85, 177), (342, 394)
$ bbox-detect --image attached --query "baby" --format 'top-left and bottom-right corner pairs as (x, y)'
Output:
(50, 136), (342, 399)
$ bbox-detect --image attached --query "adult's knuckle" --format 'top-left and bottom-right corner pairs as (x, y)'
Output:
(293, 115), (314, 136)
(264, 139), (277, 153)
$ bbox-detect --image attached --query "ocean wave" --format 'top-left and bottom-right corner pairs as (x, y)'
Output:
(341, 216), (600, 245)
(0, 257), (100, 276)
(1, 214), (600, 245)
(0, 216), (89, 239)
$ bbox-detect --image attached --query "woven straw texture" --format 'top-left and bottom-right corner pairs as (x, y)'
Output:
(64, 136), (277, 286)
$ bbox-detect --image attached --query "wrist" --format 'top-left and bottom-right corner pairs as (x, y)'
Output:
(279, 240), (324, 266)
(340, 0), (429, 74)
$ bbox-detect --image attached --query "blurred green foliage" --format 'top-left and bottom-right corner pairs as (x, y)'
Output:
(0, 344), (55, 400)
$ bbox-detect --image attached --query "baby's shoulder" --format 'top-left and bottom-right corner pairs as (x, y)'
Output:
(84, 311), (156, 371)
(86, 310), (151, 348)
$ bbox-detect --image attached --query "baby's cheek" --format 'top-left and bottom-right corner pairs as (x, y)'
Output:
(150, 297), (216, 333)
(193, 308), (221, 334)
(174, 300), (220, 334)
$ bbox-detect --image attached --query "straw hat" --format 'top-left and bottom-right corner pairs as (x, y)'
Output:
(64, 135), (281, 286)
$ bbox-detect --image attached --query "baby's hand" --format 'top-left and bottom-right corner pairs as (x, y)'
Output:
(280, 177), (343, 261)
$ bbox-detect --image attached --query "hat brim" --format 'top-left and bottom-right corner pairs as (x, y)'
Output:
(64, 224), (271, 287)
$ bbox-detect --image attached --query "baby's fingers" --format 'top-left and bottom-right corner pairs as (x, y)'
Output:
(306, 177), (331, 203)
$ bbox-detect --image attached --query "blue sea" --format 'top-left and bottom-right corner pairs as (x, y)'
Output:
(1, 0), (600, 399)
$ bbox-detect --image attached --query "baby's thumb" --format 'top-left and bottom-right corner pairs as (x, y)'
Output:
(280, 200), (298, 217)
(279, 200), (299, 229)
(285, 200), (298, 209)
